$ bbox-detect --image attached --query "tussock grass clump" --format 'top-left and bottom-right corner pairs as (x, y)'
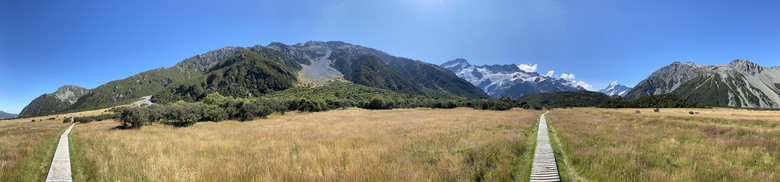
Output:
(547, 108), (780, 181)
(72, 108), (541, 181)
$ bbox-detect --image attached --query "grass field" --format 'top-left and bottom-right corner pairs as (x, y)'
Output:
(71, 108), (541, 181)
(0, 107), (119, 181)
(0, 120), (68, 181)
(547, 108), (780, 181)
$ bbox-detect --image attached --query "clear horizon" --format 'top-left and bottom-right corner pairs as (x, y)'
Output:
(2, 0), (779, 113)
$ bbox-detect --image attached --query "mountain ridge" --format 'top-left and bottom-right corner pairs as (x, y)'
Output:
(625, 59), (780, 108)
(441, 58), (585, 99)
(18, 85), (90, 118)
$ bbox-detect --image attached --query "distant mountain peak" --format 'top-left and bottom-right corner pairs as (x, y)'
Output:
(19, 84), (91, 117)
(441, 58), (584, 99)
(441, 58), (473, 72)
(53, 85), (90, 104)
(451, 58), (469, 63)
(728, 59), (763, 74)
(598, 81), (631, 97)
(608, 81), (620, 87)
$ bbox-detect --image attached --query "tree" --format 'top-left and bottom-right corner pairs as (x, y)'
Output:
(119, 108), (148, 129)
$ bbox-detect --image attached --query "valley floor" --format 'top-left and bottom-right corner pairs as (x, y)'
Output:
(547, 108), (780, 181)
(4, 107), (780, 181)
(0, 108), (110, 181)
(69, 108), (541, 181)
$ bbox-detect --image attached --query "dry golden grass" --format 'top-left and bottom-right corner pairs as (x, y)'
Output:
(0, 120), (70, 181)
(613, 107), (780, 125)
(0, 107), (121, 181)
(547, 108), (780, 181)
(71, 108), (541, 181)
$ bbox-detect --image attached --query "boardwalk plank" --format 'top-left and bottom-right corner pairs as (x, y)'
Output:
(45, 124), (74, 182)
(530, 112), (561, 182)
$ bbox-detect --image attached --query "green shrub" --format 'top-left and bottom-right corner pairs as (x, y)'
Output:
(73, 114), (116, 124)
(203, 105), (228, 122)
(362, 97), (393, 110)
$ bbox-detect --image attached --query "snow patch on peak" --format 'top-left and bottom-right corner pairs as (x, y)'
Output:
(598, 81), (632, 97)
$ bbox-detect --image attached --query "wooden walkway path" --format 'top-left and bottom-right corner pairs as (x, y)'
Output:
(530, 112), (560, 182)
(45, 123), (74, 182)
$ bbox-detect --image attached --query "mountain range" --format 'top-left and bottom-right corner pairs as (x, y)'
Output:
(18, 41), (780, 116)
(441, 58), (584, 99)
(19, 41), (487, 117)
(626, 59), (780, 108)
(598, 81), (632, 97)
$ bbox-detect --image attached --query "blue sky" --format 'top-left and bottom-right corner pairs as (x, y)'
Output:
(1, 0), (779, 113)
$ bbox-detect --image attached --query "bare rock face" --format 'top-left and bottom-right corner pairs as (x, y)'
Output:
(626, 59), (780, 108)
(53, 85), (90, 104)
(729, 59), (763, 75)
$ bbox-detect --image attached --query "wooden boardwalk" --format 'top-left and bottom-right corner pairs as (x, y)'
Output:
(45, 123), (74, 182)
(530, 112), (560, 182)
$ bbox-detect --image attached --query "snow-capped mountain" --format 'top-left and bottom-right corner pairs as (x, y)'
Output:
(626, 59), (780, 108)
(440, 58), (584, 99)
(598, 81), (632, 96)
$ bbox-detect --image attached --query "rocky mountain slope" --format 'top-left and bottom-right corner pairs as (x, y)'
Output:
(625, 59), (780, 108)
(68, 47), (244, 111)
(19, 85), (90, 117)
(598, 81), (632, 96)
(156, 41), (487, 101)
(0, 110), (18, 119)
(153, 47), (302, 102)
(269, 41), (488, 98)
(441, 58), (584, 99)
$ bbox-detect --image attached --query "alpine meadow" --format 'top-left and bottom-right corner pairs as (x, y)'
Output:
(3, 1), (780, 181)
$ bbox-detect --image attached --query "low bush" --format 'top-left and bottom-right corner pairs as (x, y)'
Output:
(73, 114), (116, 124)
